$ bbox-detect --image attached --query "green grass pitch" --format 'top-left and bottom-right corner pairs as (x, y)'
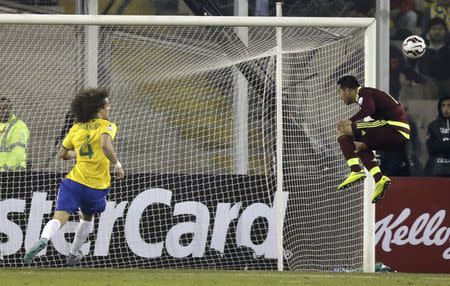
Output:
(0, 269), (449, 286)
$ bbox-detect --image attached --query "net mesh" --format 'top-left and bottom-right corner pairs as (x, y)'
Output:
(0, 23), (365, 271)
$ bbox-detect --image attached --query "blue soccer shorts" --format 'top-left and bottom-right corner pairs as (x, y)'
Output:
(55, 179), (110, 216)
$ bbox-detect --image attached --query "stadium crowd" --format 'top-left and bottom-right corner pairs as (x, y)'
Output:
(388, 0), (449, 176)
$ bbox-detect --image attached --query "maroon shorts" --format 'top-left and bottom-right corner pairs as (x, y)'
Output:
(351, 120), (409, 151)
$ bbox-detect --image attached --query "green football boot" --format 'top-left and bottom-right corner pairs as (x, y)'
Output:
(371, 175), (391, 204)
(338, 171), (366, 190)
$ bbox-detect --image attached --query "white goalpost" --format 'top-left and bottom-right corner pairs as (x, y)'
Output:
(0, 13), (376, 272)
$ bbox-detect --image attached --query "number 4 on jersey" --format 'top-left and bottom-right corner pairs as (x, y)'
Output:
(80, 135), (94, 159)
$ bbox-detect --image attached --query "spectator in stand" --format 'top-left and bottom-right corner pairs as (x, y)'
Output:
(418, 17), (450, 98)
(421, 0), (449, 38)
(425, 95), (450, 176)
(391, 0), (418, 39)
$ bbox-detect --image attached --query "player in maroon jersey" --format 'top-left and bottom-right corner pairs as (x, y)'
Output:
(336, 75), (410, 203)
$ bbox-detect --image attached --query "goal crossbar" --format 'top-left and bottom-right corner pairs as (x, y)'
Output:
(0, 14), (374, 27)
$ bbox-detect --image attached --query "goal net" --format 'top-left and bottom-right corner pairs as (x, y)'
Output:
(0, 15), (374, 271)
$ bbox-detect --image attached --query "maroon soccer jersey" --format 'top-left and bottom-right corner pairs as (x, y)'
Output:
(349, 87), (408, 123)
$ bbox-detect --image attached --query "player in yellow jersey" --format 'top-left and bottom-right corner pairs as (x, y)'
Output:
(24, 88), (124, 265)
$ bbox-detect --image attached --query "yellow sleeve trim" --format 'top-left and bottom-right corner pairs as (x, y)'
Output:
(61, 144), (72, 150)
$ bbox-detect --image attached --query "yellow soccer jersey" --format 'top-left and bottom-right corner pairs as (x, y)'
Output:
(62, 118), (117, 189)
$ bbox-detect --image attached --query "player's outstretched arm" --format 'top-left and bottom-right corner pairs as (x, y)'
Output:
(56, 146), (76, 160)
(101, 133), (125, 179)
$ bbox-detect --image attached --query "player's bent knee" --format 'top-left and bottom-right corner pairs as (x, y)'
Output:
(342, 124), (353, 136)
(336, 124), (353, 137)
(53, 211), (70, 225)
(81, 213), (94, 221)
(355, 142), (367, 152)
(337, 129), (351, 139)
(336, 127), (346, 137)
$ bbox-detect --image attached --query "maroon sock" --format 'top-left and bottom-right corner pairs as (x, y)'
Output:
(337, 135), (361, 172)
(358, 150), (382, 182)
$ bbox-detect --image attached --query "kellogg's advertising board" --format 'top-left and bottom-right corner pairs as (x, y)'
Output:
(376, 177), (450, 273)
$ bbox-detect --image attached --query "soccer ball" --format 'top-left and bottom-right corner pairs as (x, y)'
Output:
(402, 35), (426, 59)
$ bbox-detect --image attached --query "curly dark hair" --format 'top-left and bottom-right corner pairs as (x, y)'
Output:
(71, 88), (109, 123)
